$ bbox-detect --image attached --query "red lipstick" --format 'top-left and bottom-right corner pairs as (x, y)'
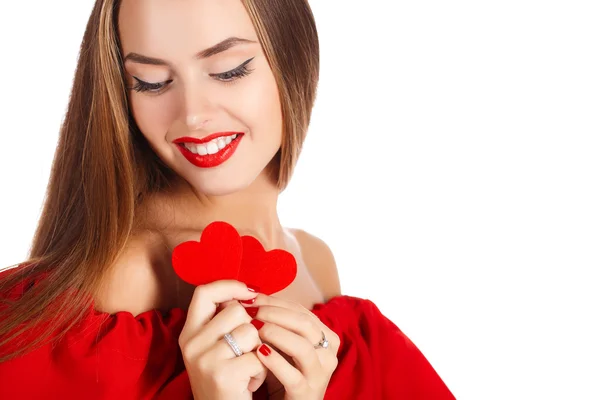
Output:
(173, 132), (243, 168)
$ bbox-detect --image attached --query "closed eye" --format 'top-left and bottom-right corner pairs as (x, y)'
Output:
(209, 56), (255, 85)
(129, 77), (172, 94)
(128, 56), (255, 94)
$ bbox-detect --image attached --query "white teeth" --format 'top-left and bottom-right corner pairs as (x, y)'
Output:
(206, 141), (219, 154)
(185, 145), (195, 154)
(182, 133), (240, 156)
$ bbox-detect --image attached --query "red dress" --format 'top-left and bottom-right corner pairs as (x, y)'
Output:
(0, 267), (455, 399)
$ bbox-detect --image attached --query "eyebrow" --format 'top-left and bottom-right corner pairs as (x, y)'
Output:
(123, 36), (256, 66)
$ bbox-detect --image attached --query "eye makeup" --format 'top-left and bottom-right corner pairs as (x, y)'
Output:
(128, 56), (256, 94)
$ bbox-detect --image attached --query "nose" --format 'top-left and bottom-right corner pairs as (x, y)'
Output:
(182, 82), (215, 132)
(186, 115), (208, 130)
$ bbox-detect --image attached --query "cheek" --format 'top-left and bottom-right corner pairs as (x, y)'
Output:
(238, 69), (282, 142)
(130, 95), (178, 144)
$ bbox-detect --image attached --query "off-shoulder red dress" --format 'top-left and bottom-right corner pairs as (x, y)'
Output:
(0, 267), (455, 399)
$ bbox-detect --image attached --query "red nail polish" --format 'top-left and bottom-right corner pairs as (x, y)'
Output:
(259, 344), (271, 356)
(246, 307), (259, 318)
(251, 319), (265, 330)
(247, 284), (260, 293)
(240, 298), (256, 305)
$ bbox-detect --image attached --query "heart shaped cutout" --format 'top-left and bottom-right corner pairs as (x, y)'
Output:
(172, 221), (242, 286)
(238, 235), (297, 295)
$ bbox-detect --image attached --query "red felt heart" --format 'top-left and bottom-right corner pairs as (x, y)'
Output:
(171, 220), (297, 294)
(238, 235), (297, 295)
(171, 221), (242, 286)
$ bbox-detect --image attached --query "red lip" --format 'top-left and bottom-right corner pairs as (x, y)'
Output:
(173, 132), (242, 145)
(175, 133), (243, 168)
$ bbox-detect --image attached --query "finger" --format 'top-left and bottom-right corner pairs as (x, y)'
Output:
(249, 304), (341, 371)
(186, 303), (253, 355)
(248, 369), (267, 393)
(216, 299), (240, 314)
(256, 344), (307, 394)
(246, 293), (312, 315)
(181, 280), (257, 340)
(212, 322), (262, 361)
(255, 321), (321, 382)
(251, 305), (323, 347)
(243, 298), (341, 359)
(226, 352), (268, 392)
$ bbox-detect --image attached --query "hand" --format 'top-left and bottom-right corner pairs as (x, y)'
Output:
(178, 280), (267, 400)
(241, 294), (341, 400)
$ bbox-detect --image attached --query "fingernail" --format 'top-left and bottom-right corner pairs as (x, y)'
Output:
(259, 344), (271, 356)
(247, 284), (260, 293)
(246, 307), (259, 318)
(240, 298), (256, 305)
(251, 319), (264, 330)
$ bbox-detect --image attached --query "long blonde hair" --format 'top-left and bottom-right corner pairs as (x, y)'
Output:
(0, 0), (319, 363)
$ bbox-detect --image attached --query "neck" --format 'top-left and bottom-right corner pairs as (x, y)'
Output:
(165, 171), (286, 250)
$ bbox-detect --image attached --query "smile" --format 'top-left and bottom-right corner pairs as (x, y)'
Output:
(182, 133), (239, 155)
(174, 132), (243, 168)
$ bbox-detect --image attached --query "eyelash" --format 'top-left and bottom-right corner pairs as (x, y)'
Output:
(129, 57), (255, 94)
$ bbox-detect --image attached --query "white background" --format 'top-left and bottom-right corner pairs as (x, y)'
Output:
(1, 1), (599, 399)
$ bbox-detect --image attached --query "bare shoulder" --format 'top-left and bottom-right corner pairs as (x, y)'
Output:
(288, 228), (342, 301)
(94, 230), (169, 316)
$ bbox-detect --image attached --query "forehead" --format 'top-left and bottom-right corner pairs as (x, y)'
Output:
(118, 0), (257, 57)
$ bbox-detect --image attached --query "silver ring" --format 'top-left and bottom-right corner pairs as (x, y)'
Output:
(224, 332), (243, 357)
(314, 330), (329, 349)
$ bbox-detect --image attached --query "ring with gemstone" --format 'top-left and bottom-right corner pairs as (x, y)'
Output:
(314, 330), (329, 349)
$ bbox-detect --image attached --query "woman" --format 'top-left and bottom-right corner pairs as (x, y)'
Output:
(0, 0), (455, 399)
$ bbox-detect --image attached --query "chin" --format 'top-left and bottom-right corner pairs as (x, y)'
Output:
(168, 146), (281, 197)
(184, 171), (257, 197)
(190, 178), (250, 197)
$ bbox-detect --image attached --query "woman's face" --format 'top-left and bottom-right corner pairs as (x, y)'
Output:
(118, 0), (283, 196)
